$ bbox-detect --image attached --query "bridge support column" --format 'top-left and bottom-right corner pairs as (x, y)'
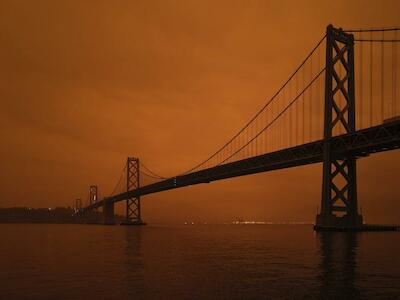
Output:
(103, 200), (115, 225)
(316, 25), (363, 230)
(121, 157), (146, 225)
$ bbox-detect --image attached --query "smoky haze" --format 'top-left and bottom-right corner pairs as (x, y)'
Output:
(0, 0), (399, 223)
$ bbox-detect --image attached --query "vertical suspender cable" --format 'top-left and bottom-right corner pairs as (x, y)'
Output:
(235, 132), (239, 162)
(394, 30), (398, 116)
(274, 96), (277, 150)
(381, 31), (385, 122)
(370, 31), (373, 126)
(302, 65), (305, 143)
(236, 132), (239, 161)
(280, 94), (282, 150)
(266, 102), (269, 153)
(289, 81), (292, 147)
(278, 92), (285, 149)
(249, 118), (257, 156)
(276, 94), (279, 150)
(393, 31), (396, 117)
(272, 96), (274, 151)
(245, 127), (248, 159)
(224, 139), (227, 164)
(253, 120), (255, 156)
(262, 108), (265, 154)
(244, 125), (251, 158)
(309, 55), (313, 142)
(241, 128), (244, 160)
(228, 141), (230, 162)
(270, 100), (273, 152)
(280, 93), (283, 149)
(237, 130), (240, 161)
(226, 142), (229, 165)
(271, 101), (274, 152)
(214, 146), (217, 167)
(279, 93), (282, 150)
(253, 120), (256, 156)
(241, 129), (244, 159)
(269, 101), (272, 152)
(270, 105), (273, 152)
(241, 130), (244, 160)
(359, 32), (363, 129)
(231, 133), (234, 163)
(248, 126), (251, 158)
(268, 103), (271, 152)
(250, 120), (253, 158)
(255, 112), (258, 156)
(285, 89), (289, 147)
(282, 89), (285, 148)
(294, 75), (299, 145)
(265, 107), (268, 152)
(317, 45), (321, 138)
(220, 147), (222, 165)
(277, 94), (279, 150)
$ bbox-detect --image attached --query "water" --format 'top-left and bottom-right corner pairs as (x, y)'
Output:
(0, 224), (399, 299)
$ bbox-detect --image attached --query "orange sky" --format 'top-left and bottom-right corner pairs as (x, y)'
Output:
(1, 0), (399, 223)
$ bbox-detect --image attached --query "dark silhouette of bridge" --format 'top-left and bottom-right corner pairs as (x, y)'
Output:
(79, 25), (400, 230)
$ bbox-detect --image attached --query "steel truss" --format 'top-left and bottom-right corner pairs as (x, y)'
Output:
(126, 157), (142, 223)
(317, 25), (363, 227)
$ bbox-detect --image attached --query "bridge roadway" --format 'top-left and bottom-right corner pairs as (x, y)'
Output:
(84, 120), (400, 212)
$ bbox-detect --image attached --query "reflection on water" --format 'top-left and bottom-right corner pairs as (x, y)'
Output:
(124, 227), (146, 299)
(0, 224), (399, 299)
(317, 232), (362, 299)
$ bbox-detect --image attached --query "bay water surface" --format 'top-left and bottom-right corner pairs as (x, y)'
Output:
(0, 224), (399, 299)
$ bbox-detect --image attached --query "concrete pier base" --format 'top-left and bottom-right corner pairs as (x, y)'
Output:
(103, 201), (115, 225)
(120, 220), (147, 226)
(315, 214), (363, 228)
(314, 224), (400, 232)
(314, 214), (400, 231)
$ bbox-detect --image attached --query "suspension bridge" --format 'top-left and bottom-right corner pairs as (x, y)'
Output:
(76, 25), (400, 230)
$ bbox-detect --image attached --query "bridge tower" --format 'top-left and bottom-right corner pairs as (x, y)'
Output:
(122, 157), (145, 225)
(89, 185), (98, 205)
(75, 198), (82, 213)
(316, 25), (363, 229)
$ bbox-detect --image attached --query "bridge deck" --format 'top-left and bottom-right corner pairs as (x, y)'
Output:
(85, 120), (400, 211)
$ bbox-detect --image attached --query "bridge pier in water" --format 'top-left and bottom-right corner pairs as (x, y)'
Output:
(103, 200), (115, 225)
(315, 25), (363, 230)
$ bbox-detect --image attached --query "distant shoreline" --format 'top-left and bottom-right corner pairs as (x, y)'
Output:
(0, 207), (125, 224)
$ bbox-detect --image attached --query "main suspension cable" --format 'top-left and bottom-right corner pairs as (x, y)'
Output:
(181, 34), (327, 174)
(108, 164), (127, 196)
(218, 67), (326, 165)
(345, 28), (400, 33)
(139, 161), (167, 179)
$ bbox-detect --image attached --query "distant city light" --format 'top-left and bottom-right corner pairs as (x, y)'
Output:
(232, 220), (267, 225)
